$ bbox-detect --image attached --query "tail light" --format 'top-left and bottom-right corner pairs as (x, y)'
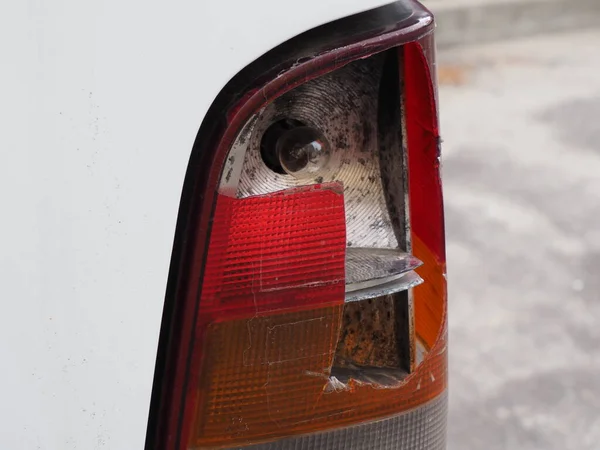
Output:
(146, 1), (446, 449)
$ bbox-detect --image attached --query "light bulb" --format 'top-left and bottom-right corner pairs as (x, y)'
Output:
(275, 126), (331, 179)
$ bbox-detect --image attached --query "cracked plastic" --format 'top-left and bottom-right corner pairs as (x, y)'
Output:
(344, 248), (423, 302)
(162, 3), (447, 448)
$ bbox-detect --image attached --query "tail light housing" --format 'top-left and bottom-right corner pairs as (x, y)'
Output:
(146, 1), (447, 449)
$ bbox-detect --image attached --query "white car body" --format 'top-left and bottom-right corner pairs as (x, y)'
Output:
(0, 1), (393, 448)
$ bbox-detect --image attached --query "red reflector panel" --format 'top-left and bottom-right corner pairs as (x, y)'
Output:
(200, 183), (346, 318)
(404, 41), (444, 262)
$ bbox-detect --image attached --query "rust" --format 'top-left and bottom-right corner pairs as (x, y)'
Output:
(334, 295), (401, 369)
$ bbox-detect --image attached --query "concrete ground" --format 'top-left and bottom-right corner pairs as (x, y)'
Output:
(439, 29), (600, 449)
(426, 0), (600, 50)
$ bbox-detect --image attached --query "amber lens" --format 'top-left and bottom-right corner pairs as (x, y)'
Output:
(191, 306), (343, 448)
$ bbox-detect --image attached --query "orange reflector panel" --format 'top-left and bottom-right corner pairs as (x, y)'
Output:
(194, 305), (344, 447)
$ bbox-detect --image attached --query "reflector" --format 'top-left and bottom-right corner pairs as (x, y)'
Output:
(200, 184), (346, 318)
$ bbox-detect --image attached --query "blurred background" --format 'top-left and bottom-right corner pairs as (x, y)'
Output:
(425, 0), (600, 448)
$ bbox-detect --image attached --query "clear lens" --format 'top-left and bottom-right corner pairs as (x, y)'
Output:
(243, 393), (447, 450)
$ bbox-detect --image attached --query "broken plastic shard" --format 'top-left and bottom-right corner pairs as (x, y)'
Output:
(345, 248), (424, 302)
(346, 248), (422, 285)
(345, 272), (423, 302)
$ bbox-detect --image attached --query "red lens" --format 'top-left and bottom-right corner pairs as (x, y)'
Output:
(200, 184), (346, 318)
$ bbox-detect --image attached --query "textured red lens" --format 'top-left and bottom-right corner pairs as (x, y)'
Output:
(200, 183), (346, 319)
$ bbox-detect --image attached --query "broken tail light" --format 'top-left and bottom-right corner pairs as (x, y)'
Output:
(146, 1), (447, 449)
